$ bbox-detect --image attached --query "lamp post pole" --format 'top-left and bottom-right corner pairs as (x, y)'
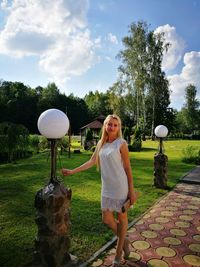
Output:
(154, 125), (168, 189)
(34, 109), (77, 267)
(50, 139), (57, 183)
(159, 137), (163, 154)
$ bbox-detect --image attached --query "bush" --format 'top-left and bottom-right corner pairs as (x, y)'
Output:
(130, 127), (142, 151)
(182, 145), (200, 164)
(29, 135), (40, 153)
(57, 136), (69, 154)
(38, 136), (49, 151)
(123, 127), (130, 143)
(84, 128), (94, 150)
(0, 122), (29, 162)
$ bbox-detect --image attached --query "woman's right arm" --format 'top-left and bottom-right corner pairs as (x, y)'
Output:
(62, 149), (97, 176)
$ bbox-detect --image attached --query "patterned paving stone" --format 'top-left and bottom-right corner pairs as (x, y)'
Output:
(163, 237), (182, 245)
(155, 247), (176, 257)
(183, 254), (200, 266)
(147, 259), (169, 267)
(89, 179), (200, 267)
(193, 234), (200, 241)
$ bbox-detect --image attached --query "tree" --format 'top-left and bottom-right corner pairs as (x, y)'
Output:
(117, 21), (171, 137)
(84, 90), (112, 119)
(183, 84), (199, 132)
(0, 81), (38, 133)
(118, 21), (149, 132)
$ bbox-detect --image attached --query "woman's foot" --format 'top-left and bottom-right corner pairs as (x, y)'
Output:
(112, 256), (121, 267)
(123, 237), (131, 259)
(112, 255), (126, 267)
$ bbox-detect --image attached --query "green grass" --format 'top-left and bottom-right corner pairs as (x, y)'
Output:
(0, 140), (199, 266)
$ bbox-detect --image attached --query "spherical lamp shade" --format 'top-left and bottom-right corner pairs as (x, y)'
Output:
(155, 125), (168, 138)
(37, 109), (69, 139)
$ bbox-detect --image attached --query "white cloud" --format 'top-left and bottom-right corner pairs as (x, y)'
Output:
(155, 24), (185, 72)
(168, 51), (200, 109)
(0, 0), (100, 88)
(107, 33), (118, 45)
(105, 56), (112, 62)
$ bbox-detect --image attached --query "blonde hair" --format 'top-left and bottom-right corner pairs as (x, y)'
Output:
(96, 114), (122, 169)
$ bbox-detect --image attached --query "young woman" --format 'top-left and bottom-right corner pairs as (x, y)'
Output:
(62, 114), (137, 266)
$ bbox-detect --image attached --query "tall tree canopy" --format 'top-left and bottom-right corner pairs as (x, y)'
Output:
(84, 90), (112, 119)
(0, 81), (90, 134)
(117, 21), (172, 136)
(178, 84), (200, 133)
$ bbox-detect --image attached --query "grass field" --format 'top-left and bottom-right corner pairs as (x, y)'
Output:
(0, 139), (199, 266)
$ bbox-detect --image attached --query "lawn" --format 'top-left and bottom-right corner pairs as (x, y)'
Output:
(0, 139), (199, 266)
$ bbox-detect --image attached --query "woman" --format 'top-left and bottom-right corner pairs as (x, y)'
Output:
(62, 114), (137, 266)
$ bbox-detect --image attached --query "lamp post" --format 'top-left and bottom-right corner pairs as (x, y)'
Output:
(34, 109), (76, 267)
(154, 125), (168, 189)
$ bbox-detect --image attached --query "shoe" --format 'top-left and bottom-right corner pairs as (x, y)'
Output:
(112, 256), (121, 267)
(123, 237), (131, 259)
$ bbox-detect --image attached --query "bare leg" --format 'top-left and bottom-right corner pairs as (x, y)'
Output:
(116, 211), (128, 257)
(102, 210), (118, 235)
(102, 210), (128, 258)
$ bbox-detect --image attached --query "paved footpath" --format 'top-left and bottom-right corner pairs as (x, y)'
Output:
(89, 167), (200, 267)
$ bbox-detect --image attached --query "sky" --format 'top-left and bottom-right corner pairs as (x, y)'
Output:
(0, 0), (200, 111)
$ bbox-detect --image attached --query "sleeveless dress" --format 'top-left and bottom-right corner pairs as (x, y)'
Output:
(99, 138), (129, 212)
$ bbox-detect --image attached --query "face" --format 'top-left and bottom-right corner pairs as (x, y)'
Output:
(105, 118), (119, 136)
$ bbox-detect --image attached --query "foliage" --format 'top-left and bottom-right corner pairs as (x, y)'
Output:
(38, 136), (49, 151)
(0, 81), (90, 135)
(182, 145), (200, 164)
(129, 127), (142, 151)
(123, 126), (130, 143)
(29, 135), (40, 153)
(0, 122), (29, 162)
(175, 84), (200, 135)
(183, 84), (200, 132)
(117, 21), (172, 137)
(84, 128), (94, 150)
(84, 91), (112, 119)
(85, 128), (93, 142)
(57, 136), (69, 155)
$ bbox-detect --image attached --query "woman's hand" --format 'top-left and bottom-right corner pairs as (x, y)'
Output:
(128, 190), (139, 205)
(61, 168), (73, 176)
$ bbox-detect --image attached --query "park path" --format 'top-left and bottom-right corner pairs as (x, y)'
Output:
(86, 166), (200, 267)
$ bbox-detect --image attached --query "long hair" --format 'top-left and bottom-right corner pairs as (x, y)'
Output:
(96, 114), (122, 169)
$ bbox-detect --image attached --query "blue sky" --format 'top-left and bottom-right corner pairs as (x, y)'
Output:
(0, 0), (200, 110)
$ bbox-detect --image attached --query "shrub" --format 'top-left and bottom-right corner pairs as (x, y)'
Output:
(84, 128), (94, 150)
(182, 145), (200, 164)
(0, 122), (29, 162)
(130, 127), (142, 152)
(38, 136), (49, 151)
(29, 135), (40, 153)
(123, 127), (130, 143)
(57, 136), (69, 154)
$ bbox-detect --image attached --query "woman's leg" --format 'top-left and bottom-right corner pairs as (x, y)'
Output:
(102, 210), (128, 258)
(102, 210), (118, 235)
(116, 211), (128, 257)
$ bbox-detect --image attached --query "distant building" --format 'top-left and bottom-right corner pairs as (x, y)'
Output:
(80, 115), (105, 145)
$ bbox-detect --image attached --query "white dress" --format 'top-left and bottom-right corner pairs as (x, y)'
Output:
(99, 138), (129, 212)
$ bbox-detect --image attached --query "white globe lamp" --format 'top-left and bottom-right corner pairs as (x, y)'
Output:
(38, 109), (69, 139)
(37, 109), (70, 183)
(154, 125), (168, 154)
(155, 125), (168, 138)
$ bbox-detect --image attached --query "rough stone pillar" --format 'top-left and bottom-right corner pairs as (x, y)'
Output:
(34, 182), (72, 267)
(154, 153), (168, 189)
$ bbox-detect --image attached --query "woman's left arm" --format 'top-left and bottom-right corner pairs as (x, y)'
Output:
(120, 142), (135, 205)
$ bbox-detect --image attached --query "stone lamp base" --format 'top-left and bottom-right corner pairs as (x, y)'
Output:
(34, 181), (77, 267)
(154, 153), (168, 189)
